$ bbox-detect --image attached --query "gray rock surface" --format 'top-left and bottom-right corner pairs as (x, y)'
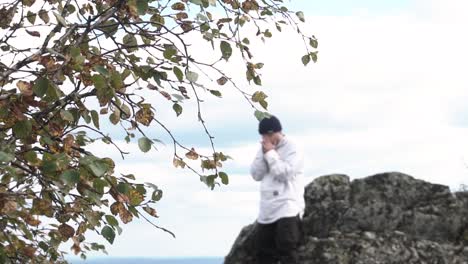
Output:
(224, 172), (468, 264)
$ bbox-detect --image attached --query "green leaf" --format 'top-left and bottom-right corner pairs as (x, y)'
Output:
(189, 0), (203, 6)
(163, 46), (177, 60)
(150, 13), (165, 28)
(23, 0), (35, 7)
(136, 0), (148, 15)
(110, 72), (123, 90)
(93, 178), (107, 194)
(309, 38), (318, 49)
(302, 54), (311, 66)
(38, 10), (50, 24)
(91, 75), (106, 90)
(173, 67), (184, 82)
(91, 110), (100, 129)
(219, 172), (229, 185)
(296, 11), (305, 22)
(27, 11), (36, 24)
(101, 226), (115, 244)
(123, 34), (138, 52)
(220, 41), (232, 61)
(82, 158), (109, 177)
(117, 182), (130, 195)
(65, 4), (76, 14)
(94, 65), (109, 76)
(259, 99), (268, 110)
(53, 12), (67, 26)
(33, 78), (49, 97)
(24, 151), (37, 163)
(186, 71), (198, 82)
(310, 52), (318, 63)
(61, 170), (80, 186)
(60, 110), (74, 122)
(209, 90), (222, 97)
(253, 75), (262, 86)
(105, 215), (119, 227)
(0, 151), (14, 163)
(172, 103), (183, 117)
(252, 91), (267, 102)
(13, 119), (32, 139)
(98, 19), (119, 38)
(138, 137), (152, 153)
(254, 110), (270, 121)
(109, 110), (120, 125)
(70, 47), (81, 58)
(152, 189), (163, 201)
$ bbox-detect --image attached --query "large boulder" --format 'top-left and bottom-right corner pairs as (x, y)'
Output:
(225, 172), (468, 264)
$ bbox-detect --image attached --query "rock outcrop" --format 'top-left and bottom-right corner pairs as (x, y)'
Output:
(225, 172), (468, 264)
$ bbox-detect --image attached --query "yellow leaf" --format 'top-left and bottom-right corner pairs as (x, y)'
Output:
(17, 81), (33, 96)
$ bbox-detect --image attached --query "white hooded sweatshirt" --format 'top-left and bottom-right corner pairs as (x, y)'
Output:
(250, 136), (305, 224)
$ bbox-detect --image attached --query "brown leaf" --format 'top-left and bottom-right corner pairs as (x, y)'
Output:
(58, 224), (75, 240)
(48, 122), (63, 137)
(11, 104), (26, 120)
(71, 243), (81, 255)
(176, 12), (188, 20)
(76, 222), (87, 236)
(143, 206), (158, 218)
(185, 148), (199, 160)
(171, 2), (185, 11)
(180, 21), (193, 32)
(23, 246), (36, 258)
(159, 91), (171, 100)
(217, 77), (228, 86)
(1, 200), (17, 214)
(24, 215), (41, 226)
(242, 0), (259, 11)
(16, 81), (33, 96)
(135, 105), (154, 126)
(119, 208), (133, 224)
(63, 134), (75, 153)
(32, 198), (53, 216)
(25, 29), (40, 37)
(173, 157), (186, 168)
(110, 201), (124, 215)
(110, 189), (129, 203)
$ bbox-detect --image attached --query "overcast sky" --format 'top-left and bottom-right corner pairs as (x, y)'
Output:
(76, 0), (468, 259)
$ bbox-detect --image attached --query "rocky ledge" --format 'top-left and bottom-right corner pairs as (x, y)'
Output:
(225, 172), (468, 264)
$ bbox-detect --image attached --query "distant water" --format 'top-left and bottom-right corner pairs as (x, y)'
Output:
(68, 257), (223, 264)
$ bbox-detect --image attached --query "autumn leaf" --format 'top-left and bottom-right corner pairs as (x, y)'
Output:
(26, 29), (40, 37)
(171, 2), (185, 10)
(17, 80), (33, 96)
(217, 77), (228, 85)
(185, 148), (199, 160)
(58, 224), (75, 240)
(135, 105), (154, 126)
(144, 206), (158, 217)
(119, 208), (133, 224)
(173, 157), (186, 168)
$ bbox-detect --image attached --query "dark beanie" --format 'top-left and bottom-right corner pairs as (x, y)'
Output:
(259, 115), (282, 134)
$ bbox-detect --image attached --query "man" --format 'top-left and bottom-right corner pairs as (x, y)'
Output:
(250, 115), (305, 264)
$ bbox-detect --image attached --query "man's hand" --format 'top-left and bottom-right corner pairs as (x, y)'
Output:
(261, 137), (275, 153)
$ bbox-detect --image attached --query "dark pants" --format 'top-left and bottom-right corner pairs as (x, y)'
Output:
(255, 215), (302, 264)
